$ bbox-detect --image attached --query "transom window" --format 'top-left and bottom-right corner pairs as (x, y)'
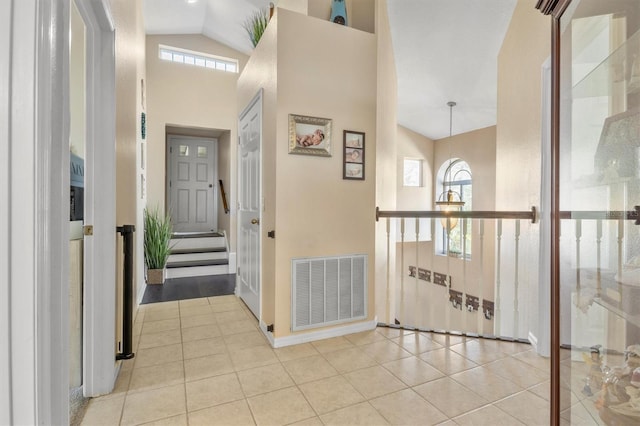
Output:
(159, 45), (238, 73)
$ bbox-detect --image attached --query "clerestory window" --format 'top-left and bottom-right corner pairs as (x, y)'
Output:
(158, 45), (238, 73)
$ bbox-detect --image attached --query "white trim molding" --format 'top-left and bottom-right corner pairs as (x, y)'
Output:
(259, 318), (378, 348)
(74, 0), (118, 397)
(1, 0), (71, 424)
(1, 2), (13, 423)
(228, 251), (237, 274)
(35, 0), (72, 423)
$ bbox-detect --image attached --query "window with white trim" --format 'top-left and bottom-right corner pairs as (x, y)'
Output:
(403, 158), (423, 187)
(158, 45), (238, 73)
(436, 159), (472, 258)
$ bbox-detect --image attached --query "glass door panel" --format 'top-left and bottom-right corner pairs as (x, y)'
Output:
(560, 1), (640, 424)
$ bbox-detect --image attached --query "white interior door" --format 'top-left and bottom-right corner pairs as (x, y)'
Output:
(238, 92), (262, 319)
(167, 136), (217, 233)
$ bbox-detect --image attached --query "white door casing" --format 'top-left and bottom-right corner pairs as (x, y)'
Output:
(237, 91), (262, 319)
(167, 136), (218, 233)
(74, 0), (117, 398)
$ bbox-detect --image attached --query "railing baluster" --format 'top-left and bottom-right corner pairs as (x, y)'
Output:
(478, 220), (485, 336)
(575, 219), (581, 291)
(445, 219), (452, 332)
(617, 218), (624, 281)
(462, 217), (468, 332)
(386, 218), (391, 324)
(414, 218), (420, 329)
(495, 219), (502, 337)
(596, 219), (602, 296)
(374, 206), (638, 341)
(514, 219), (520, 339)
(400, 218), (405, 325)
(617, 218), (624, 309)
(429, 217), (436, 331)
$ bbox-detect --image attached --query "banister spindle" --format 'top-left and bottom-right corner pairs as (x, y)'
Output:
(495, 219), (502, 337)
(575, 219), (582, 291)
(513, 219), (520, 339)
(386, 218), (391, 324)
(617, 219), (624, 284)
(400, 218), (405, 325)
(414, 218), (420, 329)
(429, 217), (436, 330)
(478, 220), (485, 336)
(596, 219), (602, 295)
(462, 217), (469, 332)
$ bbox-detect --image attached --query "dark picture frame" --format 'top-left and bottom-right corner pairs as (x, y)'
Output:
(343, 130), (365, 180)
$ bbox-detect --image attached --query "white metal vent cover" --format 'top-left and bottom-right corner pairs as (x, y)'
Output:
(292, 254), (367, 332)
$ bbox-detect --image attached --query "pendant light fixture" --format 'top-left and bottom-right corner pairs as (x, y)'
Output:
(435, 101), (465, 230)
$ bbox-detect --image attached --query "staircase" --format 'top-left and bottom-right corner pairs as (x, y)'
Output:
(166, 231), (229, 279)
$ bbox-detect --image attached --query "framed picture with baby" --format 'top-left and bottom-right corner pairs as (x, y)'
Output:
(343, 130), (365, 180)
(288, 114), (332, 157)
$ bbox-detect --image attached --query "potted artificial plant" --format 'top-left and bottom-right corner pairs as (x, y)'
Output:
(144, 207), (172, 284)
(242, 7), (270, 48)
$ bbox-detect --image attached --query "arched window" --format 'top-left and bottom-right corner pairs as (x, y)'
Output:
(436, 159), (472, 258)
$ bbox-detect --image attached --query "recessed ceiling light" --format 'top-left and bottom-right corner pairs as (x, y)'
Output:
(186, 0), (198, 4)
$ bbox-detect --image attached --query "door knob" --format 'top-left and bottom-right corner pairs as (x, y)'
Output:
(251, 218), (260, 225)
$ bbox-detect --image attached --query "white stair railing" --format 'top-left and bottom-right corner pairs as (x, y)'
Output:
(377, 207), (537, 340)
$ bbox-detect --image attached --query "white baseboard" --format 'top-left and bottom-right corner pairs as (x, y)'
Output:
(228, 251), (236, 274)
(259, 317), (378, 348)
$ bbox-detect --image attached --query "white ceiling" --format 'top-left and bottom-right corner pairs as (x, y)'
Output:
(143, 0), (517, 140)
(144, 0), (272, 54)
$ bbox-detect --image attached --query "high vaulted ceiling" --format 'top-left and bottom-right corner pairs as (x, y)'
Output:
(143, 0), (518, 140)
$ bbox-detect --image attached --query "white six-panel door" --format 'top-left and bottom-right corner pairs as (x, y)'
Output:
(238, 92), (262, 319)
(167, 136), (218, 233)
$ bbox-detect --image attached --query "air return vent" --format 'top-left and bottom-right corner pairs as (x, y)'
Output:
(292, 254), (367, 331)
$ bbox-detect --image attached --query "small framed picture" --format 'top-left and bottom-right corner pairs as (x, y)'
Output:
(288, 114), (332, 157)
(343, 130), (365, 180)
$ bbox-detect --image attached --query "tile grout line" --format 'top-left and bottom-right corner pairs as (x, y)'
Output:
(180, 300), (189, 426)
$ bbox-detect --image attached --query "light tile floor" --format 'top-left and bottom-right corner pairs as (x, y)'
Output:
(79, 295), (588, 425)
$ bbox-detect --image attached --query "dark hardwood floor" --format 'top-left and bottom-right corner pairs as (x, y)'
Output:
(141, 274), (236, 304)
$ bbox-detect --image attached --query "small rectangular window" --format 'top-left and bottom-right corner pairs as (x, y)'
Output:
(403, 159), (423, 187)
(179, 145), (189, 156)
(197, 146), (207, 158)
(158, 44), (239, 74)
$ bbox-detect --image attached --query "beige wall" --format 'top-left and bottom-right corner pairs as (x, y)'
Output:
(276, 8), (377, 337)
(146, 34), (248, 251)
(107, 0), (146, 312)
(496, 1), (550, 340)
(375, 0), (398, 323)
(238, 8), (377, 339)
(281, 0), (375, 33)
(396, 125), (434, 211)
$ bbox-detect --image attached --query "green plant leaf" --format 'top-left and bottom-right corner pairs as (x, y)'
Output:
(243, 8), (270, 48)
(144, 206), (173, 270)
